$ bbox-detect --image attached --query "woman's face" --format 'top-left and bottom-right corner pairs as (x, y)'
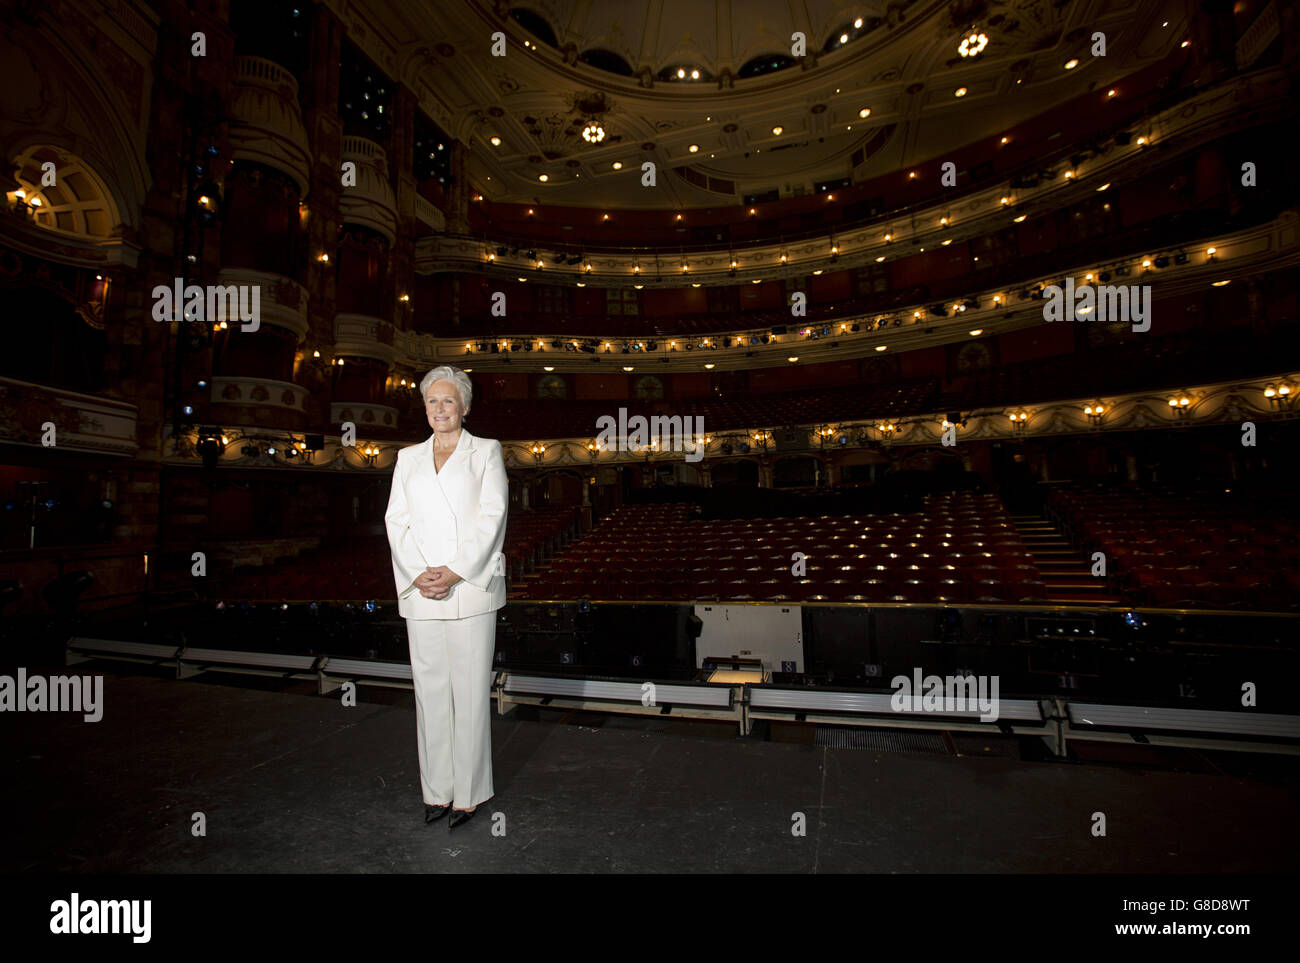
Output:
(425, 379), (465, 434)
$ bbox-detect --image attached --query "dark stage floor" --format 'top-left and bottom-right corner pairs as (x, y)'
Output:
(2, 659), (1297, 874)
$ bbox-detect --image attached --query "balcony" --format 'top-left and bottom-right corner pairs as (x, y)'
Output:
(334, 312), (397, 365)
(228, 56), (312, 195)
(216, 266), (309, 339)
(339, 136), (398, 244)
(211, 376), (309, 413)
(0, 376), (138, 456)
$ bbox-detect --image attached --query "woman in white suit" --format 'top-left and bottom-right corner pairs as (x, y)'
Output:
(385, 365), (509, 831)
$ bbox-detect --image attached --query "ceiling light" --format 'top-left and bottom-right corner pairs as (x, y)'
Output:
(677, 68), (686, 79)
(772, 125), (783, 135)
(704, 363), (715, 369)
(489, 136), (501, 146)
(787, 356), (799, 362)
(969, 329), (982, 336)
(538, 174), (548, 181)
(1181, 40), (1190, 48)
(1013, 214), (1026, 222)
(688, 144), (699, 152)
(859, 107), (871, 118)
(1096, 183), (1110, 191)
(544, 366), (554, 371)
(582, 122), (605, 143)
(1107, 89), (1117, 97)
(955, 87), (967, 97)
(611, 161), (622, 170)
(958, 31), (988, 58)
(875, 345), (888, 351)
(840, 33), (849, 44)
(1065, 58), (1079, 69)
(1211, 280), (1231, 287)
(691, 69), (700, 79)
(1000, 136), (1010, 145)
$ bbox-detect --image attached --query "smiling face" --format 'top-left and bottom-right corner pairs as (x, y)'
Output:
(425, 379), (466, 436)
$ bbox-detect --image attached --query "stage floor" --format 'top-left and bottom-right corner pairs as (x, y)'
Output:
(3, 658), (1297, 874)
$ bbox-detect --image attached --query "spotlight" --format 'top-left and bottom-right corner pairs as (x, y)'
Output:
(1174, 252), (1189, 265)
(1099, 270), (1111, 282)
(1154, 255), (1170, 268)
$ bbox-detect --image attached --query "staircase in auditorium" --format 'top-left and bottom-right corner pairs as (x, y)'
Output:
(1009, 514), (1120, 605)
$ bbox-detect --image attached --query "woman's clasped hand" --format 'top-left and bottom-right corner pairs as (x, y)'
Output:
(416, 565), (463, 599)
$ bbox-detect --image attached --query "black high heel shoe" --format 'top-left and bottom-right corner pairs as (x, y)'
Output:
(448, 807), (477, 831)
(424, 804), (449, 824)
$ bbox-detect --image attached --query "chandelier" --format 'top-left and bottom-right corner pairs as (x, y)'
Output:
(958, 29), (988, 58)
(581, 120), (606, 144)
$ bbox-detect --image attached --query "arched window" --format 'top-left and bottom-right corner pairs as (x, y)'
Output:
(9, 145), (121, 238)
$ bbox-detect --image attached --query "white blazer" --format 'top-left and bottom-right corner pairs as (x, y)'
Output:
(385, 429), (509, 619)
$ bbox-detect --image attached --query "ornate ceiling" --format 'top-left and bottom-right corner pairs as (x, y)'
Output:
(331, 0), (1188, 209)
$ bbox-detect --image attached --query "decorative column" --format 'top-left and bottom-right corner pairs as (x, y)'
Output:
(446, 141), (469, 234)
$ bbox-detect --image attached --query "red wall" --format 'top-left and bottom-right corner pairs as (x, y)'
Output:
(573, 374), (630, 400)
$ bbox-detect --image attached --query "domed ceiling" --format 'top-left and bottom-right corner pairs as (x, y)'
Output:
(337, 0), (1189, 209)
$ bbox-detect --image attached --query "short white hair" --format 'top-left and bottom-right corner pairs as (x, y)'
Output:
(419, 365), (474, 415)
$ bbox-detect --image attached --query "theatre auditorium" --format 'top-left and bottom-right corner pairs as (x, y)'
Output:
(1, 0), (1298, 882)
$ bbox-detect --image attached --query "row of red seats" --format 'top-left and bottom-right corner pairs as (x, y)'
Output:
(1049, 487), (1300, 610)
(511, 494), (1044, 603)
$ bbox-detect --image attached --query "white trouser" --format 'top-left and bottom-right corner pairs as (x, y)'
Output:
(406, 612), (497, 809)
